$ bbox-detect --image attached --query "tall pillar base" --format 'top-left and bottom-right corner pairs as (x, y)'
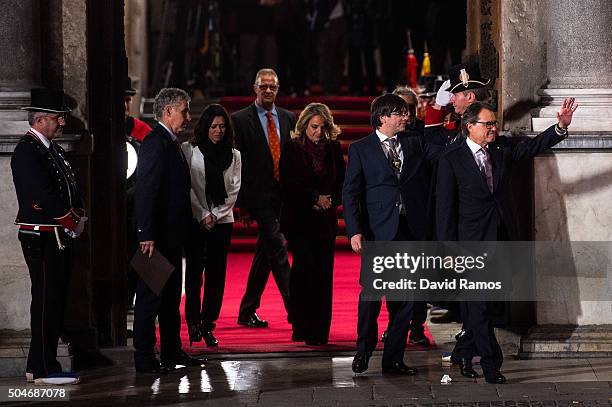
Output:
(0, 91), (30, 138)
(0, 330), (72, 378)
(532, 88), (612, 131)
(520, 325), (612, 359)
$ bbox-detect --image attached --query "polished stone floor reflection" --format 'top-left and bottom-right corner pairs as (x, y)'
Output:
(0, 348), (610, 406)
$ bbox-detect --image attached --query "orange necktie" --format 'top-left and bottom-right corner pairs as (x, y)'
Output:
(266, 111), (281, 180)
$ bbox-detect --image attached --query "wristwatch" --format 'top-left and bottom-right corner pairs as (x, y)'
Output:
(555, 123), (568, 136)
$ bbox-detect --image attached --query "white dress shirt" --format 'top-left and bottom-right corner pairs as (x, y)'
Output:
(28, 128), (51, 149)
(375, 129), (404, 171)
(181, 142), (241, 224)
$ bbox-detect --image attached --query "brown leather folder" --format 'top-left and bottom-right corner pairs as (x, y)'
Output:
(130, 249), (175, 296)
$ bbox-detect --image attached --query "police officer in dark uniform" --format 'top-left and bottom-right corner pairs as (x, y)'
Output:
(425, 62), (490, 148)
(11, 88), (86, 385)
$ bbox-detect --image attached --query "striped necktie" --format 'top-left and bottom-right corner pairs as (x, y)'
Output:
(476, 148), (494, 193)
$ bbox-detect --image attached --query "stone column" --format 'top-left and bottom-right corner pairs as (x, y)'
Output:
(531, 0), (612, 131)
(0, 0), (40, 137)
(0, 0), (93, 376)
(0, 0), (41, 335)
(125, 0), (148, 113)
(0, 0), (41, 91)
(521, 0), (612, 357)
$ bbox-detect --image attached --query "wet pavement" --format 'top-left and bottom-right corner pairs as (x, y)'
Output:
(0, 349), (610, 406)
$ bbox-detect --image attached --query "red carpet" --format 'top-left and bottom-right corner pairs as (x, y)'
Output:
(173, 251), (435, 354)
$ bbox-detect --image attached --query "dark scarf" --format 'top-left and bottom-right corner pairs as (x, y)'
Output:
(198, 137), (233, 207)
(302, 137), (328, 174)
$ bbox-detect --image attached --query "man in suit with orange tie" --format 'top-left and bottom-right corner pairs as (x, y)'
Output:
(232, 69), (296, 328)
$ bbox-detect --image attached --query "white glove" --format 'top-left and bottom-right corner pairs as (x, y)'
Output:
(67, 216), (88, 238)
(435, 79), (452, 107)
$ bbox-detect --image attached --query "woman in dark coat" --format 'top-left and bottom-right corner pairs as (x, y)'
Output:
(280, 103), (345, 346)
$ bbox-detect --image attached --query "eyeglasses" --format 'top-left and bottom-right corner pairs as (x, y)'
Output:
(475, 121), (498, 129)
(390, 112), (409, 118)
(256, 84), (279, 92)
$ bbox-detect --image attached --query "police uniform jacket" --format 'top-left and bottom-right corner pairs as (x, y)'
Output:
(11, 130), (83, 230)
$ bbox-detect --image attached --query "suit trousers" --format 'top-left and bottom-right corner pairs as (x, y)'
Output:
(239, 205), (291, 319)
(287, 232), (335, 343)
(452, 301), (503, 378)
(384, 301), (428, 336)
(19, 230), (72, 378)
(410, 301), (428, 332)
(184, 221), (233, 329)
(356, 214), (415, 367)
(133, 245), (183, 366)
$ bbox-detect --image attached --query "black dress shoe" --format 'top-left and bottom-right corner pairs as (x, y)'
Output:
(382, 361), (418, 375)
(457, 358), (479, 378)
(188, 324), (202, 347)
(202, 330), (218, 347)
(408, 330), (431, 346)
(237, 313), (268, 328)
(135, 359), (170, 374)
(430, 310), (461, 324)
(485, 372), (506, 384)
(351, 352), (370, 374)
(162, 350), (207, 369)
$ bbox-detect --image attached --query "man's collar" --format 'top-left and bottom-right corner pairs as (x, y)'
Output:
(157, 121), (177, 141)
(466, 136), (486, 154)
(28, 128), (51, 149)
(376, 129), (396, 142)
(255, 101), (277, 116)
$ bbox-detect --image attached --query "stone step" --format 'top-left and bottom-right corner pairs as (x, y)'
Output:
(0, 330), (71, 378)
(520, 324), (612, 358)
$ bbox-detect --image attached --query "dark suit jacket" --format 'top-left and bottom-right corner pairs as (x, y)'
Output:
(279, 139), (345, 240)
(232, 103), (296, 210)
(424, 120), (461, 147)
(11, 131), (83, 226)
(407, 118), (425, 136)
(135, 124), (192, 249)
(436, 124), (566, 241)
(343, 131), (442, 241)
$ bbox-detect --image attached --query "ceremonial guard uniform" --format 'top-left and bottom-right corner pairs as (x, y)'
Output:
(11, 89), (85, 385)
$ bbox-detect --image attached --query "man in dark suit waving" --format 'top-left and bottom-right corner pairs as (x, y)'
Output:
(233, 68), (296, 327)
(343, 94), (441, 375)
(436, 99), (577, 383)
(134, 88), (204, 373)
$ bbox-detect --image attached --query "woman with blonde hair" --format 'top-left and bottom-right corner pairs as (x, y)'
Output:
(279, 103), (345, 345)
